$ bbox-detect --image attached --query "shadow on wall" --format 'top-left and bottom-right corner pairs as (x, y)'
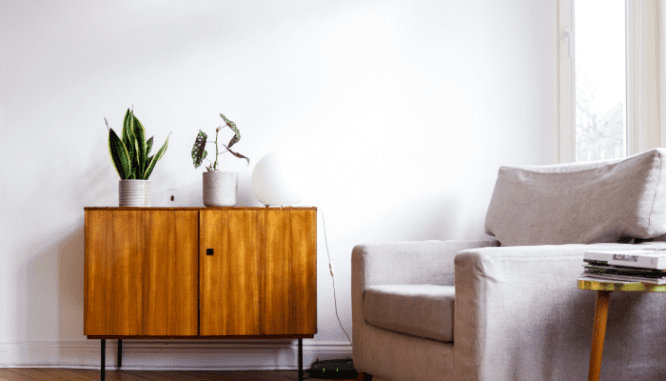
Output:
(17, 222), (84, 363)
(14, 137), (113, 362)
(84, 141), (121, 207)
(362, 193), (464, 242)
(57, 226), (85, 341)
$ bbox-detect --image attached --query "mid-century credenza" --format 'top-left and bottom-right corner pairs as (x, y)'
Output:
(84, 207), (317, 380)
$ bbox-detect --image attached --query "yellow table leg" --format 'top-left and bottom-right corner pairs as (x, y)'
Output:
(589, 290), (611, 381)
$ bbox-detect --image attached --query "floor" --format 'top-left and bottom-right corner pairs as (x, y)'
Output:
(0, 368), (368, 381)
(0, 369), (366, 381)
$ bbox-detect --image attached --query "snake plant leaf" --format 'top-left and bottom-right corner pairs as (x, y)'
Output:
(220, 114), (241, 148)
(142, 155), (155, 179)
(192, 130), (208, 168)
(108, 128), (131, 179)
(122, 109), (136, 166)
(143, 132), (171, 179)
(146, 136), (154, 157)
(129, 138), (139, 179)
(132, 113), (147, 176)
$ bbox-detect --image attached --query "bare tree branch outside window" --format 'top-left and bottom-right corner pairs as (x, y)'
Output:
(575, 67), (625, 162)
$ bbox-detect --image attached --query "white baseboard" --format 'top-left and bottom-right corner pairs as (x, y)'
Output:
(0, 340), (353, 370)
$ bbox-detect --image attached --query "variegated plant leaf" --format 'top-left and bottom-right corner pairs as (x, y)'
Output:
(191, 130), (208, 168)
(220, 113), (241, 148)
(223, 144), (250, 165)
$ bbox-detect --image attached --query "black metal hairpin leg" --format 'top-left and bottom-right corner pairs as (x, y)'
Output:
(298, 338), (303, 381)
(100, 339), (106, 381)
(118, 339), (122, 368)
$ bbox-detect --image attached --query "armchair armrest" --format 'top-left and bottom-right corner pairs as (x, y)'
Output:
(352, 239), (500, 289)
(452, 243), (638, 381)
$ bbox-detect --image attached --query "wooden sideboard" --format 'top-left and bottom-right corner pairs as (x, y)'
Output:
(84, 207), (317, 380)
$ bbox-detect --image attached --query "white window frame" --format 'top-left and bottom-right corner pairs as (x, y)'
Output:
(557, 0), (666, 163)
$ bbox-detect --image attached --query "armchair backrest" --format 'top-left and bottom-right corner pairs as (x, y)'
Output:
(484, 148), (666, 246)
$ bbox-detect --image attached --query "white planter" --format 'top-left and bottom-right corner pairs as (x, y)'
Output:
(119, 180), (151, 207)
(203, 172), (238, 207)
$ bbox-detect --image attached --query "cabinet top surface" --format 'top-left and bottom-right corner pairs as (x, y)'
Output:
(84, 206), (317, 210)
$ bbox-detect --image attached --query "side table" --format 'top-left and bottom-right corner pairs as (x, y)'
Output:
(578, 278), (666, 381)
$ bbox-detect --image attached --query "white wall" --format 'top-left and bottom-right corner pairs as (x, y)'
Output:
(0, 0), (556, 369)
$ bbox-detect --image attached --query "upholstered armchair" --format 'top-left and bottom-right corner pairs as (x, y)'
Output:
(352, 148), (666, 381)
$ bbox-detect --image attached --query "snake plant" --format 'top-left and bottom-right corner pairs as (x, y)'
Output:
(191, 113), (249, 172)
(106, 109), (171, 180)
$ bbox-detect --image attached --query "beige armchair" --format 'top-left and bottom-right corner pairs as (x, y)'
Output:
(352, 148), (666, 381)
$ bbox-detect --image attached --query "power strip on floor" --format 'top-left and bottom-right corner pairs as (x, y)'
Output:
(308, 358), (358, 379)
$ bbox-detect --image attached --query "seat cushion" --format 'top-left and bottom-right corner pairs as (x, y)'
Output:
(363, 284), (454, 342)
(485, 148), (666, 246)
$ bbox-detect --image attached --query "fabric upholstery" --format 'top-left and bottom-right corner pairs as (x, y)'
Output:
(352, 240), (499, 381)
(453, 242), (666, 381)
(485, 148), (666, 246)
(357, 240), (499, 290)
(364, 284), (455, 342)
(353, 240), (666, 381)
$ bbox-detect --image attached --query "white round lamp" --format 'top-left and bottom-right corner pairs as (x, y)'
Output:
(252, 152), (304, 206)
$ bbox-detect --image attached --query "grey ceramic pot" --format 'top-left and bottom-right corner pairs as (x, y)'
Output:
(203, 172), (238, 207)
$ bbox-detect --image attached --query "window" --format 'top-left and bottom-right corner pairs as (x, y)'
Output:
(558, 0), (665, 163)
(575, 0), (626, 161)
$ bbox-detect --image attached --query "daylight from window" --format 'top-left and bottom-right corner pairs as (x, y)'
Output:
(575, 0), (626, 161)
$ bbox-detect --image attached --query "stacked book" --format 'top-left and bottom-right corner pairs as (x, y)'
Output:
(581, 248), (666, 284)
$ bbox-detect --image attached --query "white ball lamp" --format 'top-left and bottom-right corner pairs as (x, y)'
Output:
(252, 152), (305, 206)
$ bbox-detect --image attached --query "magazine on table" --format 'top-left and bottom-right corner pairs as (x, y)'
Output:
(580, 272), (666, 284)
(581, 263), (666, 284)
(583, 248), (666, 270)
(577, 275), (639, 284)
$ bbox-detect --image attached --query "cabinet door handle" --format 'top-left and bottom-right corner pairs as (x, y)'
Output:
(206, 248), (214, 256)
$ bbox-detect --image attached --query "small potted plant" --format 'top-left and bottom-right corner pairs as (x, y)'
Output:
(191, 113), (250, 207)
(106, 108), (171, 207)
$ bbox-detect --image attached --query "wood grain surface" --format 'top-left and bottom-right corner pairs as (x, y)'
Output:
(84, 210), (198, 336)
(290, 209), (317, 335)
(85, 207), (316, 338)
(200, 209), (316, 337)
(200, 209), (260, 335)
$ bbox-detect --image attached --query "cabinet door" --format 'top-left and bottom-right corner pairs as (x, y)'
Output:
(259, 208), (317, 336)
(199, 209), (261, 336)
(200, 208), (317, 337)
(84, 209), (198, 336)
